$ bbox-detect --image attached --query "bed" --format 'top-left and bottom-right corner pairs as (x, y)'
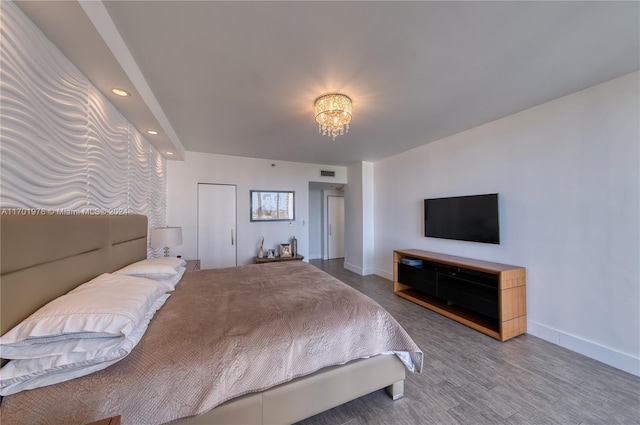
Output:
(0, 214), (422, 424)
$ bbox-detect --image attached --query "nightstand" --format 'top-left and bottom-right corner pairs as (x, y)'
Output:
(185, 259), (201, 272)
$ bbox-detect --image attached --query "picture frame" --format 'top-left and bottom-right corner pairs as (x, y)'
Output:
(250, 190), (295, 222)
(280, 243), (292, 257)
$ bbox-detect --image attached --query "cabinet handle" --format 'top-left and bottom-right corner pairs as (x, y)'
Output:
(329, 224), (332, 236)
(231, 229), (234, 245)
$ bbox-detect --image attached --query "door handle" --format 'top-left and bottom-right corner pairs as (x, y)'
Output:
(231, 229), (234, 245)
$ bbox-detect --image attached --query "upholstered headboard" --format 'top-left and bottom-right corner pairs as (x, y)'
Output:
(0, 214), (148, 335)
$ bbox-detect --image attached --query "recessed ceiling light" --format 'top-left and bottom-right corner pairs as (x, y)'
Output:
(146, 130), (159, 135)
(111, 88), (130, 97)
(165, 151), (174, 156)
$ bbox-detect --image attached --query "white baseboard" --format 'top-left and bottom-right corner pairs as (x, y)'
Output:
(352, 268), (639, 377)
(343, 262), (376, 276)
(375, 268), (393, 281)
(528, 321), (639, 377)
(560, 335), (640, 376)
(343, 262), (362, 275)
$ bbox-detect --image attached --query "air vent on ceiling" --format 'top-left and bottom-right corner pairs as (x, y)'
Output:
(320, 170), (336, 177)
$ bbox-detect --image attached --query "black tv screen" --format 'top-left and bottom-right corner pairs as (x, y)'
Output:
(424, 194), (500, 244)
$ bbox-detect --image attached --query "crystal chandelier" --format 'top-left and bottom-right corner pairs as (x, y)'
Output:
(314, 93), (352, 140)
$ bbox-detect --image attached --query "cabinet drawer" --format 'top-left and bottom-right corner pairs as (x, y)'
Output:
(398, 264), (437, 296)
(438, 275), (498, 319)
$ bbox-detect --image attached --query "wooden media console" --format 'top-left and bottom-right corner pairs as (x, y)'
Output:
(393, 249), (526, 341)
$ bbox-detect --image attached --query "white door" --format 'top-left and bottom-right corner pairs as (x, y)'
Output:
(327, 196), (345, 259)
(198, 184), (237, 269)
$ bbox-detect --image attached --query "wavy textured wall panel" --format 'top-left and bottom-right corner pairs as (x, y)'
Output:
(1, 2), (88, 209)
(87, 87), (129, 211)
(148, 150), (167, 229)
(128, 129), (151, 216)
(148, 150), (167, 257)
(1, 2), (167, 257)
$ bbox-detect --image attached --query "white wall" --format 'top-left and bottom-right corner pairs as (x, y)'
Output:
(167, 152), (346, 265)
(308, 188), (323, 259)
(373, 71), (639, 376)
(0, 2), (166, 256)
(345, 164), (364, 271)
(362, 163), (375, 274)
(345, 162), (375, 275)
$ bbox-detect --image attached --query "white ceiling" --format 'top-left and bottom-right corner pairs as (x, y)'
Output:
(16, 1), (640, 166)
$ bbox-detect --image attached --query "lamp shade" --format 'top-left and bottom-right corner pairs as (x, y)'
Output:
(150, 227), (183, 249)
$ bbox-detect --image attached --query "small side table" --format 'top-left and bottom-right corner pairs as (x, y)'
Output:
(254, 255), (304, 264)
(185, 259), (201, 272)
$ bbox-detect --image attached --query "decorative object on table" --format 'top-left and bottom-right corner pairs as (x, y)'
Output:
(314, 93), (352, 140)
(267, 249), (275, 259)
(400, 257), (422, 266)
(254, 254), (305, 264)
(280, 244), (292, 257)
(290, 236), (297, 256)
(257, 236), (264, 258)
(150, 227), (183, 257)
(250, 190), (295, 221)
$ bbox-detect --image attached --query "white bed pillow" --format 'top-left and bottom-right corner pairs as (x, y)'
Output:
(0, 294), (169, 396)
(0, 273), (169, 355)
(114, 257), (187, 280)
(155, 266), (186, 291)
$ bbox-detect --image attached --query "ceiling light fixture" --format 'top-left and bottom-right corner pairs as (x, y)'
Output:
(146, 130), (158, 135)
(314, 93), (352, 140)
(165, 151), (174, 156)
(111, 88), (130, 97)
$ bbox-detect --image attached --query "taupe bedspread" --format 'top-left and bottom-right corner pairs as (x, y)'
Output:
(0, 261), (422, 425)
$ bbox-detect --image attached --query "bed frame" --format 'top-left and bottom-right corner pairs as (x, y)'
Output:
(0, 214), (406, 424)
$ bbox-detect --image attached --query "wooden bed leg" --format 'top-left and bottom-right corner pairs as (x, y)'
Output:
(384, 380), (404, 400)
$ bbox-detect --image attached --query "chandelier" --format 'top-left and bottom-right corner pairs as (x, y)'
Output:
(314, 93), (352, 140)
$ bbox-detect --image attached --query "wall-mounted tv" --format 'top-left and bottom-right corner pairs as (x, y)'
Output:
(424, 193), (500, 244)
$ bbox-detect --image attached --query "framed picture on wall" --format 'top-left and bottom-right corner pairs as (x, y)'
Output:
(250, 190), (295, 221)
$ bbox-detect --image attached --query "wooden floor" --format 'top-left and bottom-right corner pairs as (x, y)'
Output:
(296, 259), (640, 425)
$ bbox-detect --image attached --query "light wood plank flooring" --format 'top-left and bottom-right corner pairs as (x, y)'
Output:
(296, 259), (640, 425)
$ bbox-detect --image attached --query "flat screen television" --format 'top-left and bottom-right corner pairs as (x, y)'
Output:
(424, 193), (500, 244)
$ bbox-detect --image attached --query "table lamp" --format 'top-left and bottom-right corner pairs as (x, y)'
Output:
(150, 227), (183, 257)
